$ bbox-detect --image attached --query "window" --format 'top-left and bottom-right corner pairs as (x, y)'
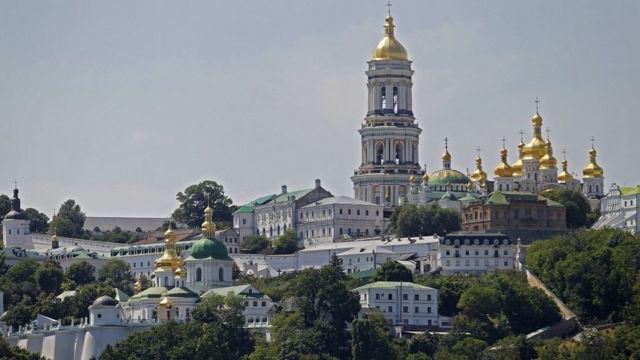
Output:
(219, 267), (224, 281)
(388, 293), (393, 300)
(348, 209), (352, 215)
(427, 307), (432, 313)
(196, 268), (202, 282)
(357, 209), (360, 215)
(427, 294), (432, 301)
(414, 294), (419, 301)
(414, 306), (419, 313)
(403, 306), (408, 313)
(97, 314), (102, 318)
(388, 306), (393, 313)
(403, 294), (408, 300)
(340, 209), (343, 215)
(262, 301), (266, 307)
(366, 210), (369, 216)
(253, 301), (258, 307)
(376, 293), (380, 300)
(376, 210), (380, 216)
(503, 250), (508, 255)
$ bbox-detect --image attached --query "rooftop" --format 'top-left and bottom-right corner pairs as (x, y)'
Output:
(301, 195), (379, 208)
(353, 281), (436, 292)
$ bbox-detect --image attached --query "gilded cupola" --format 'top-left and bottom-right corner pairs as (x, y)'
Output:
(522, 111), (547, 160)
(422, 173), (429, 183)
(539, 139), (558, 170)
(558, 158), (574, 183)
(372, 13), (409, 61)
(494, 147), (514, 178)
(408, 175), (416, 184)
(512, 141), (525, 177)
(470, 154), (488, 184)
(201, 205), (216, 238)
(582, 147), (604, 178)
(154, 224), (179, 271)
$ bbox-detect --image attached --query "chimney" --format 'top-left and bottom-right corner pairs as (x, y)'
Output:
(315, 179), (321, 188)
(281, 185), (287, 194)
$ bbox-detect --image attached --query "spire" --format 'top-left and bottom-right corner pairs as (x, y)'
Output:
(154, 219), (179, 272)
(372, 1), (408, 60)
(494, 138), (514, 178)
(583, 137), (604, 178)
(558, 149), (574, 183)
(201, 202), (216, 238)
(51, 210), (59, 249)
(523, 98), (546, 160)
(441, 137), (452, 169)
(471, 147), (488, 184)
(539, 128), (557, 170)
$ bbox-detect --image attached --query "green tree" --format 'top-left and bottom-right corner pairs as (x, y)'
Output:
(241, 235), (271, 254)
(351, 313), (395, 360)
(458, 286), (500, 320)
(543, 189), (591, 228)
(172, 180), (235, 228)
(24, 208), (49, 234)
(138, 273), (151, 291)
(392, 204), (461, 237)
(64, 261), (96, 287)
(53, 199), (86, 237)
(97, 259), (134, 291)
(373, 261), (414, 282)
(272, 229), (299, 254)
(34, 261), (64, 294)
(69, 283), (115, 318)
(0, 194), (11, 218)
(0, 335), (44, 360)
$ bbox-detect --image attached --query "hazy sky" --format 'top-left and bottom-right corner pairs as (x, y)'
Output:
(1, 0), (638, 217)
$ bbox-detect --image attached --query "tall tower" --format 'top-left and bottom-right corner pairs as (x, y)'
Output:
(582, 141), (605, 198)
(351, 9), (423, 211)
(2, 187), (32, 249)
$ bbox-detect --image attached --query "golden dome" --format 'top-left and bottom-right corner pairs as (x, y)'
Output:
(158, 297), (173, 308)
(470, 156), (488, 184)
(422, 173), (429, 183)
(494, 147), (513, 178)
(512, 142), (525, 177)
(539, 140), (558, 170)
(558, 159), (574, 183)
(442, 148), (451, 162)
(201, 205), (217, 238)
(583, 147), (604, 178)
(409, 175), (416, 184)
(522, 112), (546, 160)
(175, 258), (187, 279)
(466, 181), (473, 192)
(372, 16), (409, 61)
(155, 222), (179, 271)
(134, 278), (142, 294)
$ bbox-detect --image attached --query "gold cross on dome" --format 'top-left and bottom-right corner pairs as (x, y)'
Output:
(590, 136), (595, 148)
(386, 0), (392, 16)
(476, 146), (481, 157)
(534, 97), (540, 112)
(444, 137), (448, 150)
(546, 127), (551, 140)
(519, 129), (524, 142)
(501, 136), (506, 148)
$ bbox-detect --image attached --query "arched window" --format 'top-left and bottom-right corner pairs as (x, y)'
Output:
(196, 267), (202, 282)
(393, 86), (399, 113)
(381, 87), (387, 109)
(411, 143), (417, 163)
(219, 267), (224, 282)
(164, 276), (168, 286)
(395, 143), (403, 163)
(589, 185), (593, 193)
(498, 184), (502, 191)
(596, 185), (599, 193)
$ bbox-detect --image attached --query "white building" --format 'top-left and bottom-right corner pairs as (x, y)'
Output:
(297, 196), (384, 246)
(203, 284), (276, 329)
(337, 245), (401, 275)
(437, 233), (515, 275)
(353, 281), (439, 327)
(592, 184), (640, 234)
(216, 229), (240, 255)
(2, 188), (33, 250)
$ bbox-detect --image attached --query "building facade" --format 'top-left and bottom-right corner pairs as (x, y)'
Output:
(353, 281), (439, 327)
(592, 184), (640, 234)
(437, 233), (515, 275)
(351, 13), (425, 211)
(2, 188), (32, 249)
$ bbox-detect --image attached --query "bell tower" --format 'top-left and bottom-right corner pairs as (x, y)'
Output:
(351, 8), (423, 211)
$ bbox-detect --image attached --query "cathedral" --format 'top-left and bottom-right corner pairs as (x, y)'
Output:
(352, 10), (606, 212)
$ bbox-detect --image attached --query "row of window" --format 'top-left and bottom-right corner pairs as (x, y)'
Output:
(301, 227), (374, 239)
(443, 238), (509, 246)
(244, 300), (268, 307)
(444, 249), (509, 256)
(368, 293), (433, 301)
(444, 259), (510, 267)
(377, 305), (432, 314)
(465, 209), (562, 221)
(300, 208), (380, 220)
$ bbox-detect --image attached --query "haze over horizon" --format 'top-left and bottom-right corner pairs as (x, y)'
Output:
(1, 0), (638, 217)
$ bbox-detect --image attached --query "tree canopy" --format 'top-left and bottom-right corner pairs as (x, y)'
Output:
(51, 199), (86, 237)
(172, 180), (235, 228)
(373, 261), (414, 282)
(25, 208), (49, 234)
(542, 189), (594, 228)
(272, 229), (299, 254)
(97, 259), (134, 292)
(241, 235), (271, 254)
(391, 203), (461, 237)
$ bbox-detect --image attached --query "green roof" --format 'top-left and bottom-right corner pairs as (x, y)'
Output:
(440, 191), (457, 201)
(620, 187), (640, 196)
(114, 288), (130, 302)
(128, 286), (169, 302)
(428, 169), (470, 185)
(353, 281), (436, 291)
(235, 194), (277, 214)
(203, 284), (269, 300)
(271, 188), (314, 203)
(189, 236), (231, 260)
(459, 193), (481, 202)
(349, 268), (377, 280)
(484, 191), (563, 208)
(166, 286), (200, 298)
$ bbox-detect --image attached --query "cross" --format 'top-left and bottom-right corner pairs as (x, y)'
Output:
(13, 180), (18, 189)
(590, 136), (595, 148)
(444, 137), (448, 150)
(519, 129), (524, 142)
(545, 127), (551, 140)
(562, 148), (567, 160)
(534, 97), (540, 112)
(386, 0), (392, 16)
(476, 146), (481, 157)
(501, 136), (506, 148)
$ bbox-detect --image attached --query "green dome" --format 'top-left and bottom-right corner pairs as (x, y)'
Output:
(190, 237), (230, 260)
(428, 169), (470, 186)
(441, 191), (457, 201)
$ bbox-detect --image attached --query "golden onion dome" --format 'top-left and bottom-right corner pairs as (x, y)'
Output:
(422, 173), (429, 183)
(494, 147), (514, 178)
(408, 175), (416, 184)
(466, 181), (473, 192)
(512, 142), (525, 177)
(372, 16), (409, 61)
(155, 223), (179, 271)
(539, 140), (558, 170)
(442, 148), (451, 162)
(583, 147), (604, 178)
(158, 296), (173, 308)
(134, 278), (142, 294)
(558, 159), (574, 183)
(470, 156), (488, 183)
(522, 112), (546, 160)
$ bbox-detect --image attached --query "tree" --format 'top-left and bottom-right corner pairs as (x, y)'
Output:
(272, 229), (299, 254)
(24, 208), (49, 234)
(543, 189), (591, 228)
(34, 261), (64, 294)
(392, 204), (461, 237)
(351, 313), (395, 360)
(64, 261), (96, 287)
(241, 235), (271, 254)
(172, 180), (235, 228)
(373, 261), (414, 282)
(458, 286), (500, 320)
(97, 259), (134, 291)
(53, 199), (86, 237)
(138, 273), (151, 291)
(0, 332), (45, 360)
(69, 283), (114, 318)
(0, 194), (11, 218)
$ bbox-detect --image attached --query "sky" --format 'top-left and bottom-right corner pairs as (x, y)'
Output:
(1, 0), (639, 217)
